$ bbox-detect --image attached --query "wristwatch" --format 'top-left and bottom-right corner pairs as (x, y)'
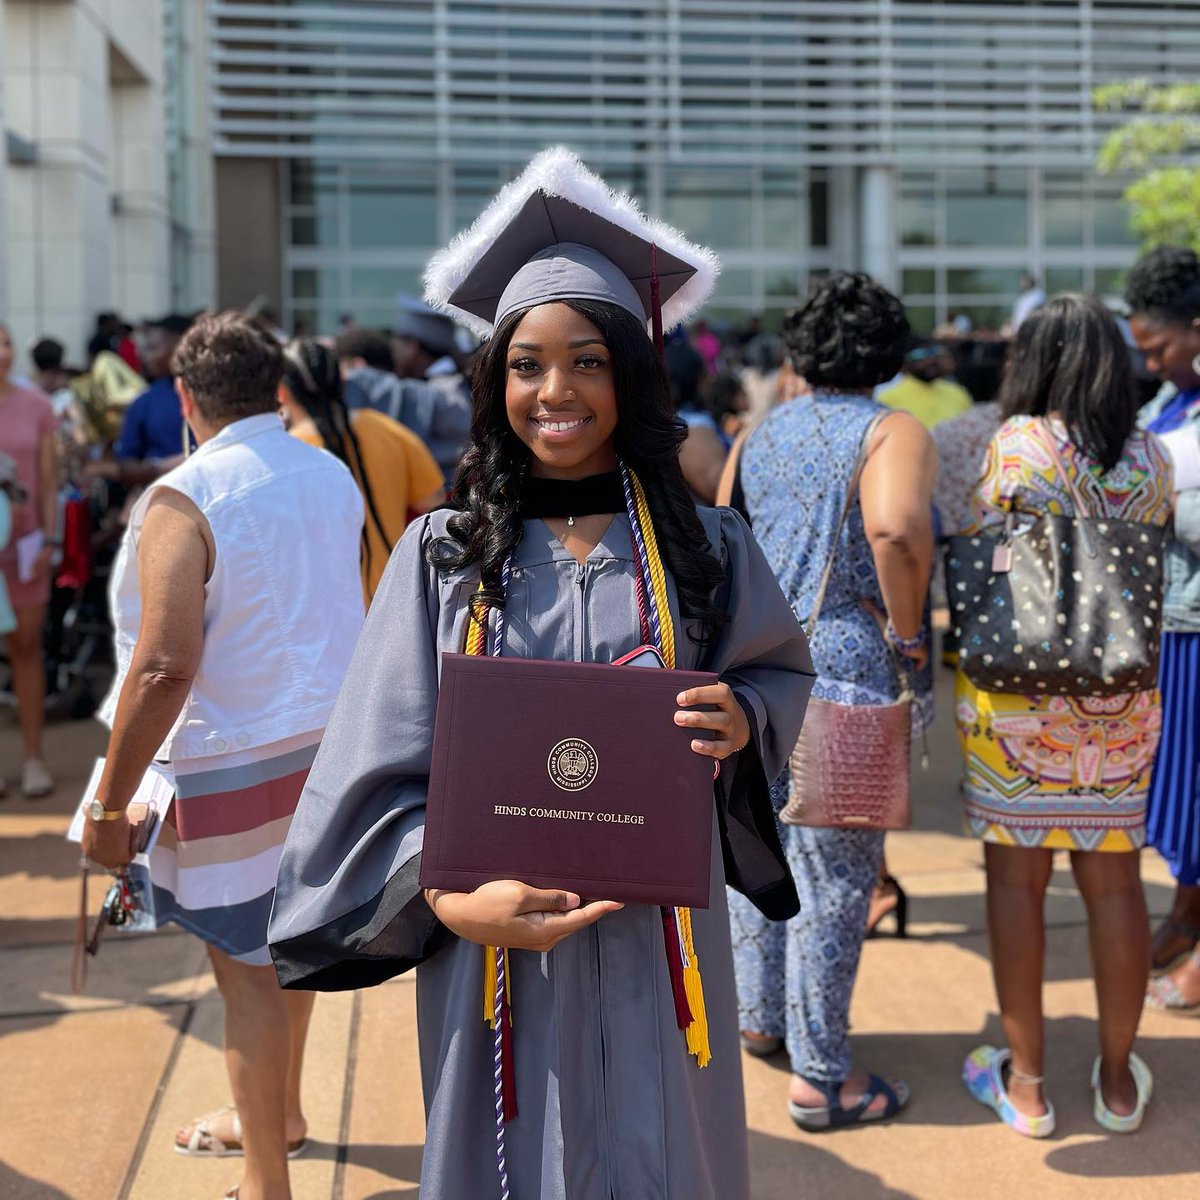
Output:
(88, 800), (125, 822)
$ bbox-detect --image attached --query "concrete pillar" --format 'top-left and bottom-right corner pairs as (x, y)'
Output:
(216, 159), (282, 312)
(1, 1), (171, 361)
(164, 0), (217, 311)
(827, 165), (858, 275)
(859, 165), (896, 289)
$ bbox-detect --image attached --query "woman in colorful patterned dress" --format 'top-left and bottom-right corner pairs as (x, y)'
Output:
(958, 295), (1172, 1137)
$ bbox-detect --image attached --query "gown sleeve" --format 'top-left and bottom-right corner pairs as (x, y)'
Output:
(268, 515), (454, 989)
(706, 508), (816, 920)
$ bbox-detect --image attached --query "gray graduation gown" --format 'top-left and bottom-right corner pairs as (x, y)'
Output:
(269, 506), (813, 1200)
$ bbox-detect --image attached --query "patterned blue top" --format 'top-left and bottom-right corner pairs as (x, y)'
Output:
(740, 393), (933, 720)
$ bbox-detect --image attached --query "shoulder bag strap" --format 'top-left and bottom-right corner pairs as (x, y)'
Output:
(806, 411), (889, 637)
(715, 413), (765, 515)
(1031, 417), (1098, 557)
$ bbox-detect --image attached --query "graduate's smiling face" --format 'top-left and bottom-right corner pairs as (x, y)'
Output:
(505, 302), (620, 479)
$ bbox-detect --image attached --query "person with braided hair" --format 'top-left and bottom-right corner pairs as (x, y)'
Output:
(279, 337), (444, 603)
(268, 148), (814, 1200)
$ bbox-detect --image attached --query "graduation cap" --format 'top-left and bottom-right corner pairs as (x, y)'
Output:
(424, 147), (719, 349)
(392, 295), (458, 358)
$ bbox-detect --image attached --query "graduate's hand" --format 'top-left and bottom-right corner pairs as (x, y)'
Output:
(423, 881), (623, 952)
(674, 682), (751, 761)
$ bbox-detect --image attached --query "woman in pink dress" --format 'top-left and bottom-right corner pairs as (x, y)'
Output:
(0, 323), (58, 797)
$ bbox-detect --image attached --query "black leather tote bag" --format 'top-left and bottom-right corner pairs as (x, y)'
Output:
(945, 421), (1165, 698)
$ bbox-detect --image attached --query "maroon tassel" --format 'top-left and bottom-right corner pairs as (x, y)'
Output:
(661, 906), (693, 1030)
(500, 997), (518, 1121)
(650, 243), (664, 359)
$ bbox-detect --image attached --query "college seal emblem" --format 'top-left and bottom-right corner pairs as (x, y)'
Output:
(547, 738), (599, 792)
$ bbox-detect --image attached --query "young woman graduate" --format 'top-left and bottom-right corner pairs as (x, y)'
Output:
(268, 148), (815, 1200)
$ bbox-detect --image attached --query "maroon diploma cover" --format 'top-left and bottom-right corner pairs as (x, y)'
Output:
(420, 653), (720, 908)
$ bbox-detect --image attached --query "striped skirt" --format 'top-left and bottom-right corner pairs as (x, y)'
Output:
(1147, 631), (1200, 886)
(150, 733), (321, 965)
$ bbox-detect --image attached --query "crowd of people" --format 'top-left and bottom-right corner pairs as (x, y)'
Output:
(2, 145), (1198, 1200)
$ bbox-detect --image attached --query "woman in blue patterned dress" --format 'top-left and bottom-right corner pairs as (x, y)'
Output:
(729, 274), (936, 1129)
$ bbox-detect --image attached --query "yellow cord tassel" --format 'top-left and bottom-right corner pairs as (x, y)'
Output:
(677, 906), (712, 1067)
(482, 940), (497, 1025)
(482, 945), (512, 1028)
(629, 470), (710, 1068)
(464, 604), (488, 657)
(628, 471), (676, 670)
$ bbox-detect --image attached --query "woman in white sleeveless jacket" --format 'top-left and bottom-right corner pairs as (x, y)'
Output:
(85, 312), (364, 1200)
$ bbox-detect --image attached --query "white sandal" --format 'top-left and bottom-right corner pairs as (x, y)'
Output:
(175, 1106), (307, 1159)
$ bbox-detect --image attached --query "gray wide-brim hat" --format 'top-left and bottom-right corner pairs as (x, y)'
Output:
(423, 146), (719, 340)
(392, 295), (459, 358)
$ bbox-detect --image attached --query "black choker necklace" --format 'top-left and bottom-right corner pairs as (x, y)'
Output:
(520, 471), (625, 526)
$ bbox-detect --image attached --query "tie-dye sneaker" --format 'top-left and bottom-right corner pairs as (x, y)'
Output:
(962, 1045), (1056, 1139)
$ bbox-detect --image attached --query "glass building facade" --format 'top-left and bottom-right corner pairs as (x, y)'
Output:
(207, 0), (1195, 332)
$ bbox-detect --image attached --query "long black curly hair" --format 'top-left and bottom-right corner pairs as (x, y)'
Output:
(783, 271), (911, 392)
(427, 299), (727, 645)
(1124, 245), (1200, 324)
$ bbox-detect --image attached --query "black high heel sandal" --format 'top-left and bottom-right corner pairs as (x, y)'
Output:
(866, 874), (908, 939)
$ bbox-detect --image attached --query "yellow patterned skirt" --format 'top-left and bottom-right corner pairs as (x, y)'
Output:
(955, 672), (1158, 852)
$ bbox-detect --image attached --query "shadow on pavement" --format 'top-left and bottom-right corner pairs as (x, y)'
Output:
(748, 1128), (919, 1199)
(0, 1161), (74, 1200)
(1046, 1133), (1200, 1179)
(289, 1138), (424, 1182)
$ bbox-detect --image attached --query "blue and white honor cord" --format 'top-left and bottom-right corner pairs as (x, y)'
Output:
(493, 944), (510, 1200)
(488, 553), (514, 1200)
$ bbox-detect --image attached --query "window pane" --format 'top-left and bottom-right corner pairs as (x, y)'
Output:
(1094, 268), (1126, 298)
(764, 269), (800, 302)
(454, 163), (510, 233)
(899, 172), (936, 247)
(906, 305), (935, 336)
(347, 267), (424, 303)
(1093, 189), (1135, 246)
(809, 173), (830, 248)
(957, 304), (1009, 332)
(902, 268), (936, 295)
(713, 267), (755, 300)
(347, 166), (437, 248)
(945, 170), (1027, 248)
(290, 160), (339, 208)
(1042, 172), (1085, 247)
(291, 267), (341, 302)
(763, 168), (802, 253)
(663, 167), (753, 250)
(1045, 267), (1084, 294)
(946, 267), (1025, 296)
(290, 213), (339, 247)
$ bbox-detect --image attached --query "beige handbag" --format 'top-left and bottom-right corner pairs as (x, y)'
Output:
(780, 416), (918, 830)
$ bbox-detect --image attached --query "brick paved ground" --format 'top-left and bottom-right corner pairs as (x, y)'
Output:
(2, 671), (1198, 1199)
